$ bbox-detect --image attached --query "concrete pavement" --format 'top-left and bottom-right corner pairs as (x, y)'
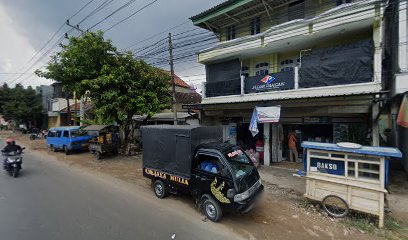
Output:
(0, 141), (242, 240)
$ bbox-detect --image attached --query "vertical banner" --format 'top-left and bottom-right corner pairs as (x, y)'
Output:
(249, 108), (259, 137)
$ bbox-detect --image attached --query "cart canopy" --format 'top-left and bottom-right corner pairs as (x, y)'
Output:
(141, 125), (222, 178)
(301, 141), (402, 158)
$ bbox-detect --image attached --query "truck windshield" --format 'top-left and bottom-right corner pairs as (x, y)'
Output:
(71, 130), (87, 138)
(225, 148), (255, 179)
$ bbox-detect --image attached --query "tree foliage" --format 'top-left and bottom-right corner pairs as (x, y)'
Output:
(36, 31), (116, 92)
(36, 31), (172, 147)
(0, 83), (42, 125)
(82, 54), (171, 125)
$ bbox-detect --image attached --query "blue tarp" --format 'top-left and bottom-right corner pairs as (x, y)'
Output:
(301, 141), (402, 158)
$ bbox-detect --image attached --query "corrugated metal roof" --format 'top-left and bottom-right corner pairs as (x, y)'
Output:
(190, 0), (240, 21)
(83, 125), (110, 131)
(49, 126), (81, 131)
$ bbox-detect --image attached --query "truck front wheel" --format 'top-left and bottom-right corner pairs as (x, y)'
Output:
(153, 179), (168, 199)
(203, 197), (222, 222)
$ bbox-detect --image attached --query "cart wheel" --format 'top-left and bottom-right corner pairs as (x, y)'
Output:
(94, 151), (101, 160)
(322, 195), (349, 218)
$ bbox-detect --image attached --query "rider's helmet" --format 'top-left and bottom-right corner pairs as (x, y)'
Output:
(5, 138), (14, 145)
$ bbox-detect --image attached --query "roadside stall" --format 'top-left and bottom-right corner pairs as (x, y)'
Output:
(302, 141), (402, 227)
(83, 125), (119, 160)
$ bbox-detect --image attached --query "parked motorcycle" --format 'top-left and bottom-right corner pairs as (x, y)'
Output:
(2, 148), (24, 178)
(29, 132), (46, 140)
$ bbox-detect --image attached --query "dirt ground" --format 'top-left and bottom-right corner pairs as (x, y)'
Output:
(2, 131), (408, 240)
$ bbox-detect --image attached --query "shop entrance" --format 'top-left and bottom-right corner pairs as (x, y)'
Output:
(282, 124), (334, 161)
(236, 122), (265, 164)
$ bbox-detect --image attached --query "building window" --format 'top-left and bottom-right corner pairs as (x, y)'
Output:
(336, 0), (353, 6)
(255, 62), (269, 76)
(250, 17), (261, 35)
(256, 70), (269, 76)
(280, 58), (298, 72)
(288, 0), (305, 21)
(226, 26), (236, 41)
(280, 67), (294, 72)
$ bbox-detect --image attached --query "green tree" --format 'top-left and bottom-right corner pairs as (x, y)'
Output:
(0, 83), (11, 111)
(36, 31), (116, 125)
(81, 53), (171, 150)
(37, 31), (172, 151)
(1, 84), (42, 128)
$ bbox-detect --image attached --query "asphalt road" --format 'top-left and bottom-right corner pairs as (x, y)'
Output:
(0, 141), (243, 240)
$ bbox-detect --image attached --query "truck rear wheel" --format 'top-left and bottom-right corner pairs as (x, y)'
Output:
(203, 197), (222, 222)
(153, 179), (168, 199)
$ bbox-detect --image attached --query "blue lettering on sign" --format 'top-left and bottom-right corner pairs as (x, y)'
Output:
(310, 158), (345, 176)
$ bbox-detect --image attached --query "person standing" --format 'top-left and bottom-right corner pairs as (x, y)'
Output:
(288, 130), (298, 162)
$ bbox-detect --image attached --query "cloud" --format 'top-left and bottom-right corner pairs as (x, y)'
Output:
(0, 2), (53, 86)
(0, 0), (225, 88)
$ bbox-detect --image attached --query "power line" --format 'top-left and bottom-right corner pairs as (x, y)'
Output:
(121, 20), (190, 50)
(69, 0), (96, 20)
(77, 0), (115, 25)
(104, 0), (160, 32)
(87, 0), (140, 31)
(6, 0), (96, 85)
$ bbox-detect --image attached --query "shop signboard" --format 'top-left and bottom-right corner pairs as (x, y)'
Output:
(245, 71), (295, 93)
(310, 158), (345, 176)
(249, 106), (281, 136)
(303, 116), (331, 124)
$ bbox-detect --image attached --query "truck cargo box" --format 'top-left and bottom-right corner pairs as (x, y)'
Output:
(141, 125), (222, 178)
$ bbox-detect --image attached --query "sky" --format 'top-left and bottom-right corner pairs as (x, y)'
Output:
(0, 0), (224, 89)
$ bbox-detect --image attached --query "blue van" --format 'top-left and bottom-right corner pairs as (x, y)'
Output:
(46, 126), (91, 155)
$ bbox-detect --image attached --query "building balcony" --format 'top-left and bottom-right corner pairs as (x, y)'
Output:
(197, 0), (383, 64)
(201, 64), (382, 105)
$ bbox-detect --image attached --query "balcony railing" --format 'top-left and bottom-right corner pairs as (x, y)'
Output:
(202, 67), (299, 98)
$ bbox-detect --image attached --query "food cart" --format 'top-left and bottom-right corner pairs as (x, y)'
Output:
(83, 125), (119, 160)
(302, 141), (402, 227)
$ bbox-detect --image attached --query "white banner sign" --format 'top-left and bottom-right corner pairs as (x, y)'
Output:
(249, 105), (281, 136)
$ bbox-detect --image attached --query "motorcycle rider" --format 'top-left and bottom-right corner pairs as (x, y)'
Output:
(2, 138), (22, 170)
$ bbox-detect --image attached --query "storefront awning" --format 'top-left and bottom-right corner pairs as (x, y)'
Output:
(397, 94), (408, 128)
(249, 105), (281, 136)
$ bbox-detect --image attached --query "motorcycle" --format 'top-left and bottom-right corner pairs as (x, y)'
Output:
(29, 132), (46, 140)
(2, 148), (24, 178)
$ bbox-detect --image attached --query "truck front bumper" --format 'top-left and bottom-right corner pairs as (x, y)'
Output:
(234, 184), (264, 214)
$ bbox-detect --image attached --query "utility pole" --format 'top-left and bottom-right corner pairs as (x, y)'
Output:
(65, 20), (86, 126)
(66, 20), (85, 33)
(168, 33), (177, 125)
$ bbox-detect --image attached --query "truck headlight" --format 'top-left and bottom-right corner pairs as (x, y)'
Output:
(234, 191), (249, 202)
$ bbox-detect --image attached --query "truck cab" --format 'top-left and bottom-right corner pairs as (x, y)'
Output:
(190, 143), (263, 221)
(141, 125), (263, 222)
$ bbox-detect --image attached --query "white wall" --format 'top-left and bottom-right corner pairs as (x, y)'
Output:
(50, 98), (75, 112)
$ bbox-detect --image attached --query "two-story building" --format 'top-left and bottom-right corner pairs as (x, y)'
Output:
(383, 0), (408, 172)
(191, 0), (386, 165)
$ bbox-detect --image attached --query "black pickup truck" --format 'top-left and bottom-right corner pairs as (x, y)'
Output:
(141, 125), (263, 222)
